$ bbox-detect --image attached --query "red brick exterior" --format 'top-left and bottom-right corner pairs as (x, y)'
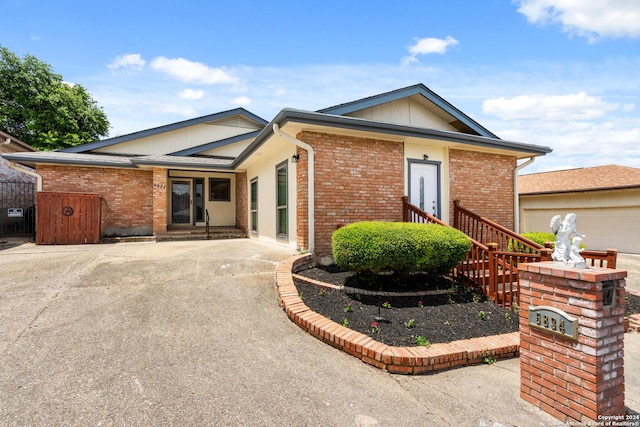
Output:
(152, 168), (167, 235)
(38, 165), (154, 236)
(449, 149), (516, 229)
(296, 131), (404, 257)
(519, 262), (627, 423)
(235, 171), (248, 233)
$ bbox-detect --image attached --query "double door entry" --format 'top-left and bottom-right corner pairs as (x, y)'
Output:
(170, 178), (205, 225)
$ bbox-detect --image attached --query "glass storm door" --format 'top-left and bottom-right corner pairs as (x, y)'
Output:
(409, 162), (440, 218)
(171, 180), (191, 224)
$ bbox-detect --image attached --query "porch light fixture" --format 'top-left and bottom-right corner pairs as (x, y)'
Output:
(291, 154), (300, 163)
(423, 154), (429, 160)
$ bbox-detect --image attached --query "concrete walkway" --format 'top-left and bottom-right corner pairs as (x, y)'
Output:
(0, 239), (637, 426)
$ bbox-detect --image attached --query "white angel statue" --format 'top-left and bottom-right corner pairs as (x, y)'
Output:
(550, 213), (585, 267)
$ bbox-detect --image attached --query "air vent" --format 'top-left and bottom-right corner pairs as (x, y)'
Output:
(206, 116), (260, 129)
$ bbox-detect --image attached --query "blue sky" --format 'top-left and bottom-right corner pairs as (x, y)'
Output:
(2, 0), (640, 173)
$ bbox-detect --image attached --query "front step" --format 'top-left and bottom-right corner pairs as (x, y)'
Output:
(156, 227), (247, 242)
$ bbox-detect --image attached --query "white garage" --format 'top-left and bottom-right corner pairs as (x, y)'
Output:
(519, 165), (640, 254)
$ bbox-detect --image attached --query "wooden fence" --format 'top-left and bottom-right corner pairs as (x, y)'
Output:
(36, 192), (102, 245)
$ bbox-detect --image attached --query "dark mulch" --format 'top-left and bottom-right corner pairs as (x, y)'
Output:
(294, 266), (640, 348)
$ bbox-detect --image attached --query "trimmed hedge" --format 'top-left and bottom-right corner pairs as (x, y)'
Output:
(521, 231), (556, 246)
(332, 221), (471, 276)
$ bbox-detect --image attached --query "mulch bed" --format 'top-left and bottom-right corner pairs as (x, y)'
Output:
(293, 265), (640, 348)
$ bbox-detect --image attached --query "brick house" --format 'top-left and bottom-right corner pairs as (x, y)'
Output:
(2, 84), (551, 255)
(1, 131), (37, 237)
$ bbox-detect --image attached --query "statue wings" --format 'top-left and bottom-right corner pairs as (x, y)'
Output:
(550, 215), (562, 235)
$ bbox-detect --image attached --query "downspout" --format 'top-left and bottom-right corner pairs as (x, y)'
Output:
(9, 161), (42, 191)
(514, 157), (535, 234)
(272, 124), (315, 253)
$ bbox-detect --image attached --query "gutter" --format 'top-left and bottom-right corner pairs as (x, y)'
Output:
(514, 157), (536, 233)
(9, 161), (42, 191)
(272, 124), (315, 253)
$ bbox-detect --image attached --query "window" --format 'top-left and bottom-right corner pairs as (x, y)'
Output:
(276, 162), (287, 237)
(209, 178), (231, 201)
(250, 178), (258, 233)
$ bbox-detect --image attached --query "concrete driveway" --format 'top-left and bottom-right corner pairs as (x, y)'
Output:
(0, 239), (636, 426)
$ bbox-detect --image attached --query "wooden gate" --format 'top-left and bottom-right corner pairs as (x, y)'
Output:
(36, 192), (102, 245)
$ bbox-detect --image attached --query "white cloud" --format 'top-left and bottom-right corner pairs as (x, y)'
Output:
(150, 57), (238, 84)
(30, 34), (41, 41)
(402, 36), (459, 65)
(231, 96), (251, 106)
(157, 104), (197, 116)
(108, 54), (146, 72)
(514, 0), (640, 40)
(482, 92), (620, 120)
(178, 89), (205, 100)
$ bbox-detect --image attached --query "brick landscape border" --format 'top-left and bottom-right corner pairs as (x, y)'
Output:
(276, 254), (520, 374)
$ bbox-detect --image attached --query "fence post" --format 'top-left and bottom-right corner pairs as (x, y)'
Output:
(453, 199), (460, 230)
(487, 242), (498, 302)
(606, 248), (618, 269)
(401, 196), (408, 222)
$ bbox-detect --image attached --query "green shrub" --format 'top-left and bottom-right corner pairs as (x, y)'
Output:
(332, 221), (471, 276)
(521, 232), (555, 246)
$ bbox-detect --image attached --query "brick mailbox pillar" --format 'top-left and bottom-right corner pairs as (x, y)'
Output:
(519, 261), (627, 423)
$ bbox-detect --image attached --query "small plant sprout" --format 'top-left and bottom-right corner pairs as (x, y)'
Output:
(342, 318), (349, 328)
(472, 293), (482, 303)
(355, 293), (362, 301)
(483, 351), (496, 365)
(382, 301), (391, 309)
(444, 320), (451, 326)
(414, 336), (430, 346)
(478, 311), (487, 321)
(371, 321), (379, 333)
(504, 312), (511, 320)
(513, 303), (520, 313)
(344, 303), (353, 313)
(417, 300), (424, 308)
(319, 289), (326, 296)
(405, 319), (415, 329)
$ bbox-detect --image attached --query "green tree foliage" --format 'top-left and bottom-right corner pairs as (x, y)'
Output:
(0, 46), (109, 150)
(332, 221), (471, 276)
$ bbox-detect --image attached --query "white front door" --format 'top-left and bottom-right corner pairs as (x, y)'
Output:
(409, 161), (440, 218)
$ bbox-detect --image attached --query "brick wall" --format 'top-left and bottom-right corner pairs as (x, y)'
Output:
(519, 263), (627, 422)
(152, 168), (167, 235)
(297, 131), (404, 257)
(449, 149), (516, 229)
(38, 165), (153, 236)
(235, 171), (247, 233)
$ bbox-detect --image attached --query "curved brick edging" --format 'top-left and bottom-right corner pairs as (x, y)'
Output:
(276, 254), (520, 374)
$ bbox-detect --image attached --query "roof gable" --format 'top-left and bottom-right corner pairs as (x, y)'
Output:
(519, 165), (640, 194)
(318, 84), (498, 138)
(61, 108), (267, 154)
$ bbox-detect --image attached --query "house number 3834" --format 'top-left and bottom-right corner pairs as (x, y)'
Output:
(530, 306), (577, 340)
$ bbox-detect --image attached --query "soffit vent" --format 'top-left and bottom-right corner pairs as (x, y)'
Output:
(206, 115), (260, 129)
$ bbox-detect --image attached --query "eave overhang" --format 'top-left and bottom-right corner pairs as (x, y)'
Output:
(232, 108), (552, 167)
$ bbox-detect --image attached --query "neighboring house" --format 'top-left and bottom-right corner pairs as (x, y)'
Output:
(0, 130), (37, 236)
(519, 165), (640, 254)
(2, 84), (551, 256)
(0, 130), (36, 182)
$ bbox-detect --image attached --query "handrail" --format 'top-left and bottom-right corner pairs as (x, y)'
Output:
(403, 196), (492, 297)
(453, 200), (544, 254)
(404, 197), (618, 310)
